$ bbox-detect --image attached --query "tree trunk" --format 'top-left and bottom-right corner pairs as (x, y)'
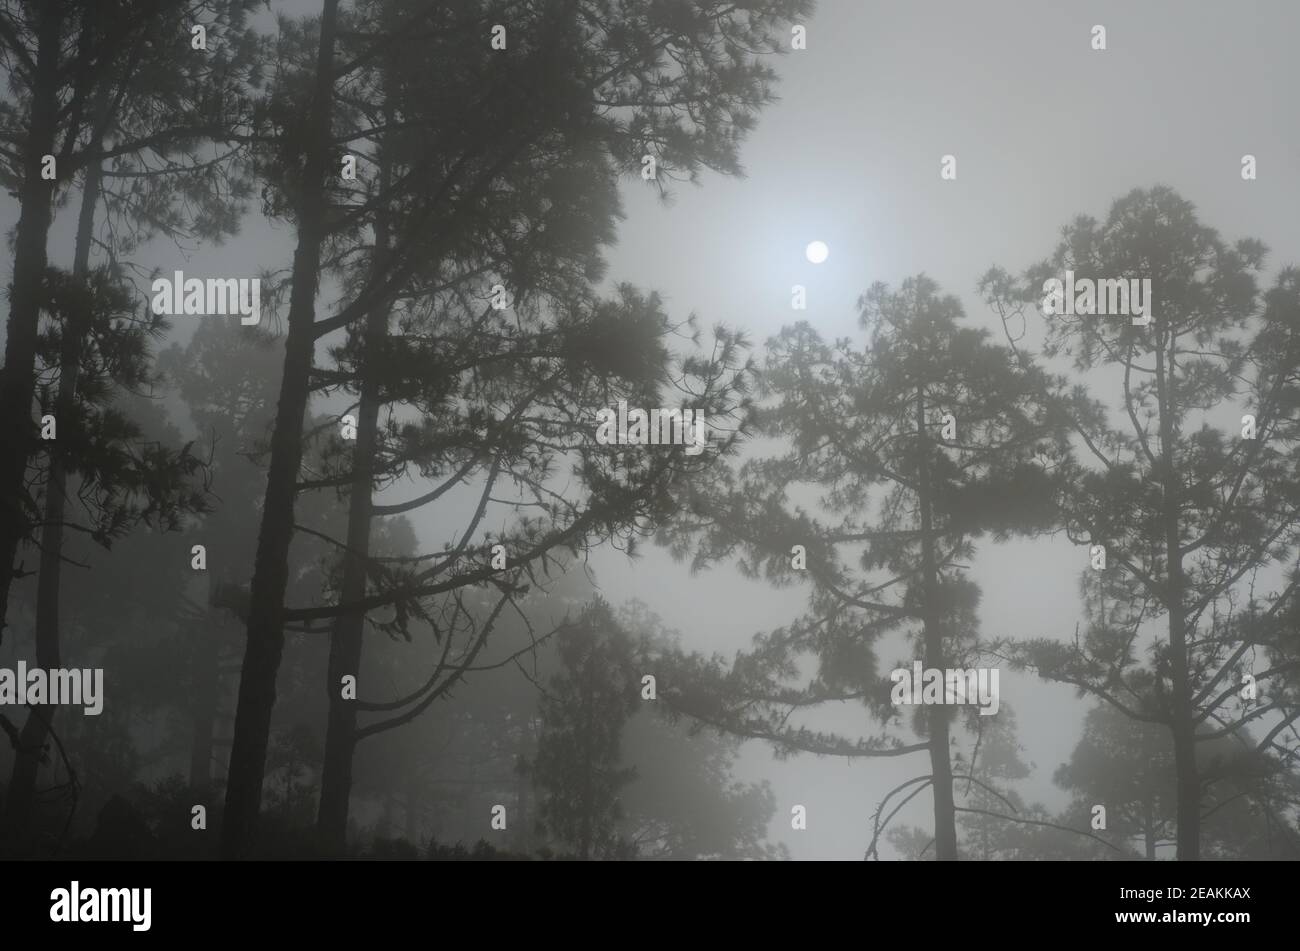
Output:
(1, 141), (101, 850)
(189, 579), (219, 797)
(917, 385), (958, 861)
(220, 0), (339, 860)
(315, 300), (387, 852)
(1154, 330), (1198, 860)
(0, 3), (63, 644)
(316, 138), (392, 854)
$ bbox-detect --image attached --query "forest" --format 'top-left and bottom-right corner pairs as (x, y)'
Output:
(0, 0), (1297, 863)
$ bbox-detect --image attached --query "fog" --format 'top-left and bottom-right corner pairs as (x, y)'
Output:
(1, 0), (1297, 862)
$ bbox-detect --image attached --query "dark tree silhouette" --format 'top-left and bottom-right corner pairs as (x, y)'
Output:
(660, 275), (1068, 860)
(0, 0), (262, 642)
(981, 186), (1300, 859)
(1056, 702), (1300, 860)
(1, 261), (211, 853)
(532, 598), (638, 859)
(223, 0), (811, 858)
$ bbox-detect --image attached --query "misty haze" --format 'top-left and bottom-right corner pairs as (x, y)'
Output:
(0, 0), (1297, 872)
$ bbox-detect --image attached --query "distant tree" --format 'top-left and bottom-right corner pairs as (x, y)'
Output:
(884, 824), (934, 861)
(341, 588), (787, 860)
(1, 260), (211, 851)
(0, 378), (226, 849)
(1056, 703), (1300, 860)
(159, 320), (288, 796)
(617, 712), (787, 861)
(563, 599), (782, 861)
(954, 705), (1033, 861)
(1054, 701), (1176, 859)
(345, 568), (594, 854)
(532, 598), (638, 860)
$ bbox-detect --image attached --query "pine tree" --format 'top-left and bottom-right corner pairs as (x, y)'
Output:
(532, 598), (638, 860)
(222, 0), (810, 858)
(662, 275), (1069, 860)
(0, 0), (263, 640)
(981, 186), (1300, 860)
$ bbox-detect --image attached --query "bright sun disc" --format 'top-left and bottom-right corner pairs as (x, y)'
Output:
(806, 240), (829, 264)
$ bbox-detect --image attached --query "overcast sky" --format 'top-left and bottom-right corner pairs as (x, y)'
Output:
(584, 0), (1300, 859)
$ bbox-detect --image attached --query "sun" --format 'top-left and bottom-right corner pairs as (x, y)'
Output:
(805, 240), (829, 264)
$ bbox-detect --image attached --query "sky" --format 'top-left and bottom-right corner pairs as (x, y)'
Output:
(4, 0), (1298, 860)
(579, 0), (1300, 859)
